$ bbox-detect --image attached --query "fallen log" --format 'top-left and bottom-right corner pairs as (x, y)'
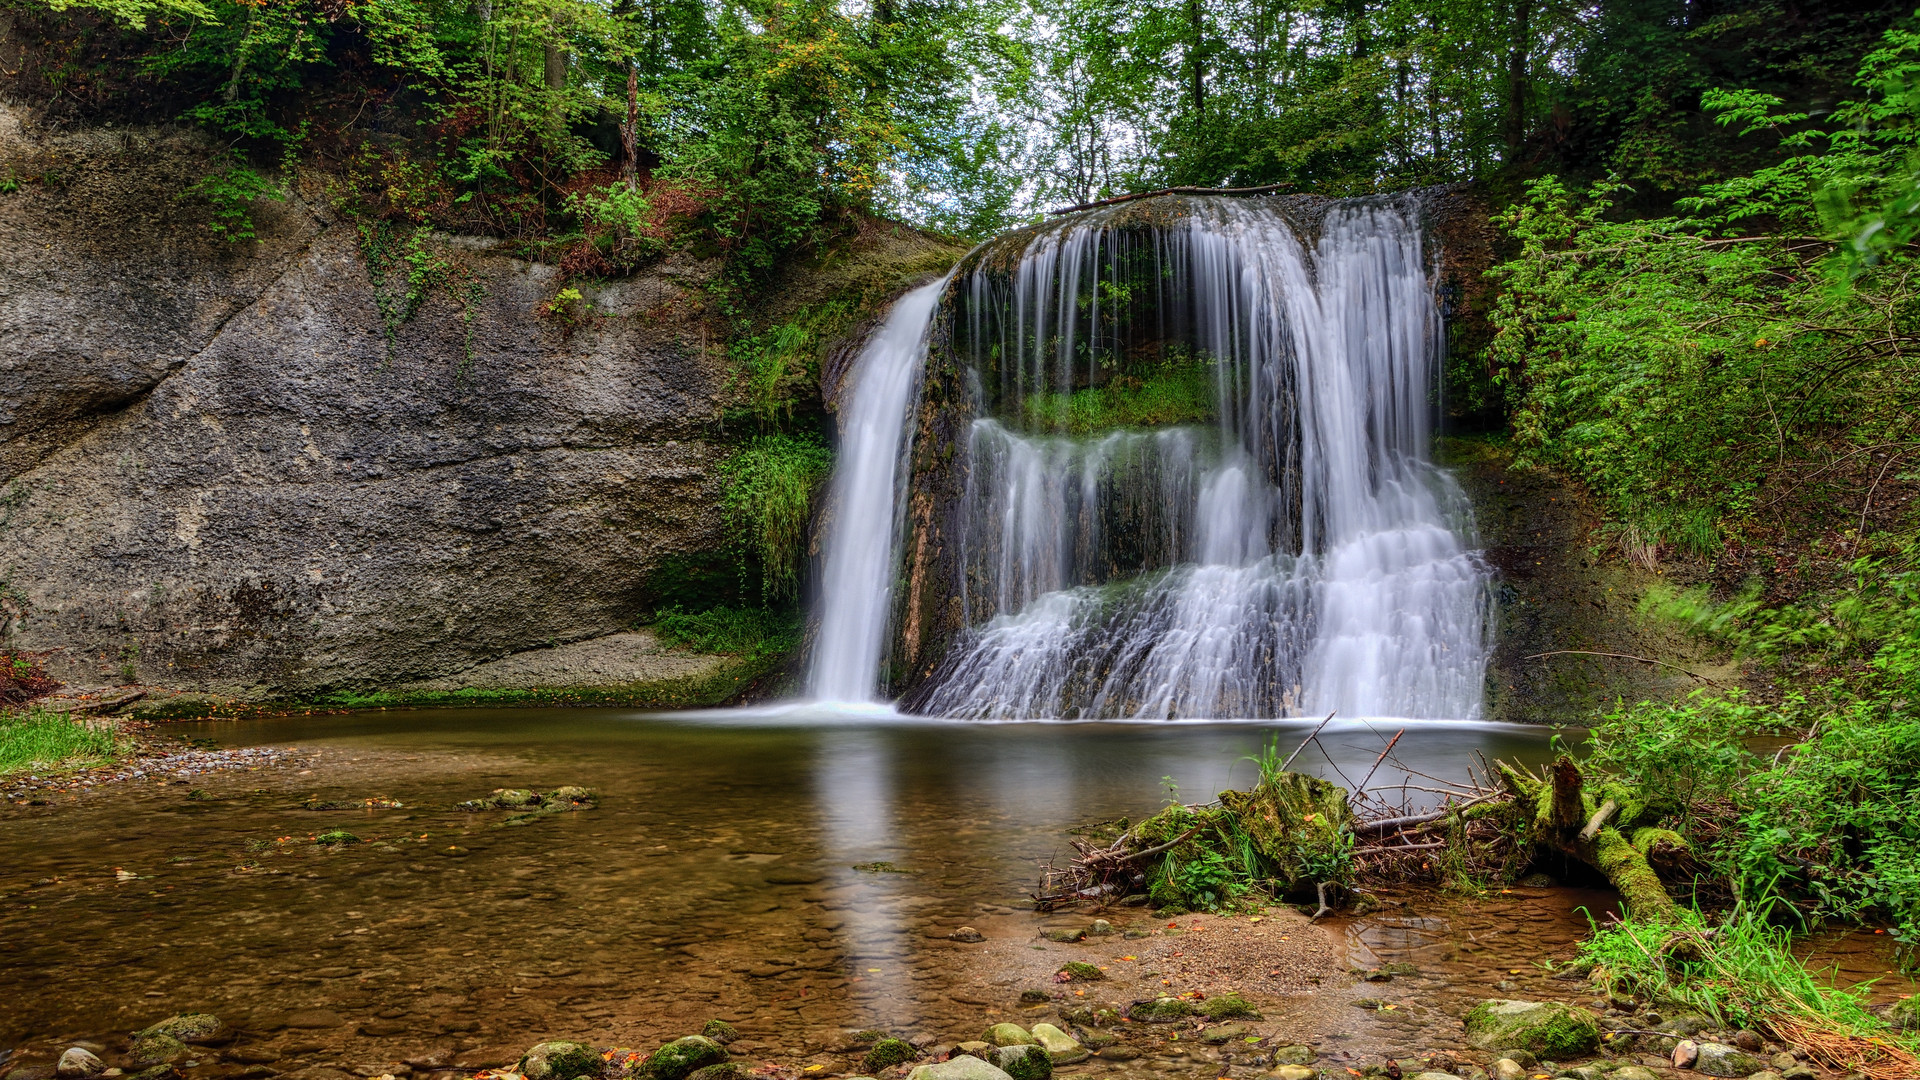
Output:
(1499, 755), (1677, 921)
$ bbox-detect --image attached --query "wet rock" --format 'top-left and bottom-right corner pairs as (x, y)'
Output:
(981, 1025), (1033, 1048)
(314, 830), (360, 846)
(1491, 1059), (1525, 1080)
(128, 1035), (189, 1069)
(1357, 968), (1392, 982)
(1076, 1032), (1116, 1051)
(1767, 1054), (1795, 1072)
(991, 1046), (1050, 1080)
(519, 1043), (601, 1080)
(1464, 1001), (1601, 1058)
(1041, 928), (1086, 943)
(1743, 1072), (1781, 1080)
(1889, 995), (1920, 1031)
(1026, 1025), (1085, 1065)
(1609, 1068), (1658, 1080)
(639, 1038), (726, 1080)
(1270, 1068), (1315, 1080)
(1690, 1043), (1762, 1078)
(948, 928), (985, 943)
(1657, 1017), (1710, 1038)
(1270, 1047), (1313, 1067)
(1127, 998), (1194, 1023)
(1459, 1067), (1489, 1080)
(700, 1023), (738, 1046)
(1199, 994), (1260, 1021)
(1056, 962), (1103, 981)
(1779, 1067), (1816, 1080)
(1671, 1041), (1698, 1069)
(1088, 920), (1114, 936)
(459, 789), (542, 811)
(905, 1058), (1013, 1080)
(1057, 1005), (1119, 1029)
(951, 1044), (991, 1061)
(142, 1016), (229, 1046)
(1093, 1048), (1139, 1063)
(57, 1050), (105, 1079)
(1017, 991), (1051, 1005)
(1410, 1073), (1458, 1080)
(1198, 1026), (1248, 1046)
(1554, 1067), (1603, 1080)
(1730, 1032), (1763, 1053)
(685, 1067), (742, 1080)
(863, 1040), (918, 1073)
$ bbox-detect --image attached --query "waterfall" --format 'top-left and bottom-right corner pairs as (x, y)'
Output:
(809, 194), (1490, 720)
(807, 280), (950, 703)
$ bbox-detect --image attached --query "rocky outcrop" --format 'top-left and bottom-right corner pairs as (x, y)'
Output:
(0, 106), (960, 700)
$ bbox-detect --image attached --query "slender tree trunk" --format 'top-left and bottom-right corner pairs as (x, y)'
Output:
(1185, 0), (1206, 124)
(622, 63), (639, 189)
(1505, 0), (1531, 164)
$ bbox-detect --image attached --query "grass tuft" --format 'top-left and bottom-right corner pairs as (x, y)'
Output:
(0, 706), (128, 776)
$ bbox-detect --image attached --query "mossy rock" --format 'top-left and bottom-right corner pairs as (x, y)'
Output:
(126, 1034), (188, 1069)
(460, 788), (542, 811)
(1198, 993), (1260, 1020)
(137, 1015), (227, 1046)
(1127, 997), (1193, 1022)
(1057, 962), (1104, 981)
(1464, 1000), (1600, 1058)
(641, 1037), (727, 1080)
(700, 1021), (739, 1045)
(1017, 990), (1051, 1004)
(520, 1041), (603, 1080)
(848, 1031), (886, 1046)
(906, 1060), (1015, 1080)
(1271, 1046), (1315, 1066)
(1057, 1005), (1119, 1028)
(314, 830), (360, 846)
(863, 1039), (918, 1072)
(687, 1067), (743, 1080)
(982, 1024), (1034, 1047)
(1026, 1025), (1085, 1065)
(547, 786), (597, 807)
(1217, 771), (1351, 885)
(1887, 994), (1920, 1031)
(992, 1046), (1051, 1080)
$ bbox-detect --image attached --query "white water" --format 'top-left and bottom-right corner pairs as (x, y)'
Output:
(808, 197), (1490, 720)
(807, 280), (950, 703)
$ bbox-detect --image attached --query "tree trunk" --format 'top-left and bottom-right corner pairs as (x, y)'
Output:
(1500, 756), (1677, 921)
(1504, 0), (1531, 163)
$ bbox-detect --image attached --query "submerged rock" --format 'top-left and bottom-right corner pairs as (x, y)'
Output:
(1127, 998), (1193, 1023)
(1271, 1046), (1314, 1066)
(906, 1059), (1013, 1080)
(1056, 962), (1103, 981)
(1025, 1025), (1086, 1065)
(1041, 928), (1086, 943)
(519, 1042), (601, 1080)
(699, 1022), (738, 1046)
(138, 1016), (227, 1046)
(863, 1039), (917, 1073)
(1464, 1000), (1600, 1058)
(56, 1050), (104, 1079)
(948, 927), (986, 943)
(126, 1034), (188, 1069)
(982, 1025), (1033, 1048)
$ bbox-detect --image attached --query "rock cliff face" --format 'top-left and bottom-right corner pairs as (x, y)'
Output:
(0, 107), (956, 701)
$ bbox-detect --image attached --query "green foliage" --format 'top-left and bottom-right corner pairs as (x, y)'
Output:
(183, 164), (284, 243)
(716, 433), (833, 604)
(0, 707), (127, 775)
(1580, 692), (1775, 831)
(1019, 358), (1214, 435)
(357, 222), (487, 363)
(649, 605), (800, 659)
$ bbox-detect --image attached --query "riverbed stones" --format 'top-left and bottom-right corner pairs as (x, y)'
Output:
(949, 927), (986, 943)
(1026, 1025), (1086, 1065)
(1465, 1000), (1601, 1058)
(519, 1041), (600, 1080)
(126, 1034), (188, 1069)
(1690, 1043), (1762, 1077)
(139, 1016), (227, 1046)
(992, 1045), (1051, 1080)
(56, 1050), (104, 1079)
(641, 1038), (727, 1080)
(1198, 1025), (1248, 1045)
(863, 1039), (918, 1073)
(1609, 1068), (1658, 1080)
(1270, 1046), (1313, 1067)
(1199, 993), (1260, 1021)
(1491, 1058), (1525, 1080)
(906, 1058), (1014, 1080)
(1127, 998), (1194, 1023)
(982, 1025), (1033, 1048)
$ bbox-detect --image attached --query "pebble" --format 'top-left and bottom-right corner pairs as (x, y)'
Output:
(1672, 1040), (1699, 1068)
(56, 1049), (104, 1079)
(1492, 1059), (1525, 1080)
(4, 746), (306, 802)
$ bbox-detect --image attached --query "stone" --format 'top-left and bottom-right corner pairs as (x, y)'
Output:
(905, 1058), (1014, 1080)
(1492, 1059), (1526, 1080)
(139, 1016), (228, 1046)
(863, 1040), (917, 1073)
(1743, 1072), (1781, 1080)
(1198, 1026), (1248, 1045)
(1671, 1041), (1698, 1068)
(982, 1026), (1033, 1048)
(1609, 1069), (1658, 1080)
(1026, 1025), (1086, 1065)
(1657, 1017), (1710, 1038)
(700, 1022), (738, 1046)
(1198, 993), (1260, 1021)
(686, 1067), (742, 1080)
(1042, 928), (1086, 943)
(992, 1046), (1052, 1080)
(1460, 1068), (1489, 1080)
(1018, 991), (1051, 1005)
(1690, 1044), (1762, 1078)
(1272, 1047), (1314, 1067)
(640, 1038), (727, 1080)
(1093, 1048), (1139, 1062)
(1495, 1051), (1537, 1070)
(1127, 998), (1194, 1023)
(1410, 1073), (1458, 1080)
(57, 1051), (104, 1079)
(952, 1044), (991, 1060)
(1779, 1067), (1816, 1080)
(519, 1042), (601, 1080)
(1553, 1068), (1602, 1080)
(1057, 962), (1103, 981)
(1088, 920), (1114, 936)
(1077, 1032), (1116, 1051)
(1057, 1005), (1119, 1029)
(1730, 1032), (1763, 1053)
(127, 1036), (189, 1070)
(949, 928), (986, 943)
(1767, 1054), (1795, 1072)
(1270, 1068), (1315, 1080)
(1464, 1001), (1601, 1058)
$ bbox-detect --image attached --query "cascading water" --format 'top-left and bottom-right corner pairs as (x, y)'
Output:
(809, 194), (1490, 719)
(808, 279), (950, 703)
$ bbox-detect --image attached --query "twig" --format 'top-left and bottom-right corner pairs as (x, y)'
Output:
(1119, 824), (1206, 864)
(1525, 650), (1727, 688)
(1578, 798), (1619, 842)
(1352, 841), (1446, 857)
(1355, 792), (1500, 833)
(1351, 729), (1405, 802)
(1049, 182), (1292, 215)
(1281, 712), (1337, 771)
(1850, 451), (1902, 557)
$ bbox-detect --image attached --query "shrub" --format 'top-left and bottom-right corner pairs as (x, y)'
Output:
(717, 433), (833, 603)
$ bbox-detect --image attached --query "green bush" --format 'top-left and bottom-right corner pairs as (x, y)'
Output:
(650, 605), (800, 659)
(717, 433), (833, 603)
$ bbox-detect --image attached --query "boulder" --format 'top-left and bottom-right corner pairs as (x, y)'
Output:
(863, 1039), (917, 1073)
(1464, 1000), (1600, 1058)
(136, 1016), (227, 1046)
(699, 1022), (738, 1046)
(1127, 998), (1193, 1023)
(1272, 1046), (1315, 1067)
(982, 1025), (1033, 1048)
(519, 1042), (601, 1080)
(1492, 1058), (1526, 1080)
(640, 1038), (727, 1080)
(991, 1046), (1051, 1080)
(1088, 920), (1114, 936)
(56, 1050), (104, 1079)
(906, 1059), (1014, 1080)
(126, 1035), (188, 1070)
(1025, 1025), (1086, 1065)
(1691, 1043), (1763, 1078)
(1198, 993), (1260, 1020)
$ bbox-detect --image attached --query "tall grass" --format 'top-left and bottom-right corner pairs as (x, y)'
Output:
(0, 707), (127, 775)
(650, 605), (801, 658)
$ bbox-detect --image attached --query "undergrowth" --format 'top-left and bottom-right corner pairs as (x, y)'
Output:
(717, 433), (833, 604)
(1019, 357), (1216, 435)
(0, 706), (127, 775)
(650, 605), (801, 658)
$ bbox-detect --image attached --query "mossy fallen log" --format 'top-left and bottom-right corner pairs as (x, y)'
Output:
(1497, 755), (1677, 921)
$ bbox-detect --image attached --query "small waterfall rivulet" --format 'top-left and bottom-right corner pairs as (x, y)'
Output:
(808, 194), (1491, 719)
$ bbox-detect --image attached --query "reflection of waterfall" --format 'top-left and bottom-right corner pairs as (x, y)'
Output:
(806, 196), (1490, 719)
(808, 281), (949, 703)
(910, 197), (1491, 720)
